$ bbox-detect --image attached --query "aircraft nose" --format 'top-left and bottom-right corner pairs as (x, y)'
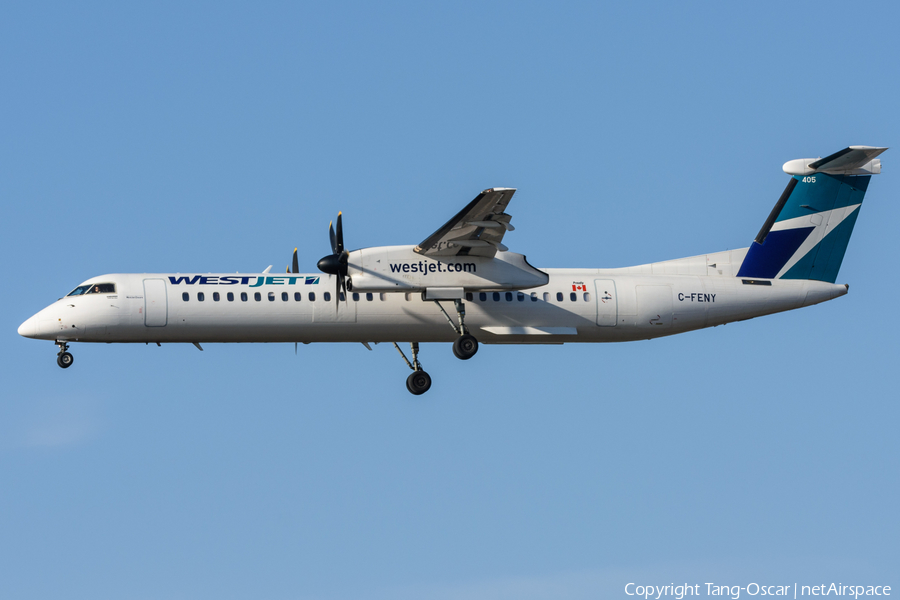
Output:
(18, 315), (38, 338)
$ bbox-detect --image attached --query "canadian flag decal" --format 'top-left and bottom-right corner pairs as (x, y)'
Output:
(572, 283), (587, 292)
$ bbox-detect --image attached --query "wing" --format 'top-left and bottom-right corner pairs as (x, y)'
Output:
(415, 188), (517, 258)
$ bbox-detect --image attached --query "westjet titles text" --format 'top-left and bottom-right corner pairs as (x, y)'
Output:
(389, 261), (476, 275)
(168, 276), (320, 287)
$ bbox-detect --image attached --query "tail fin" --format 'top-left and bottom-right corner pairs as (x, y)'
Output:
(737, 146), (887, 283)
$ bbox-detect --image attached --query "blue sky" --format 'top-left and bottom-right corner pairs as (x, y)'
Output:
(2, 2), (898, 598)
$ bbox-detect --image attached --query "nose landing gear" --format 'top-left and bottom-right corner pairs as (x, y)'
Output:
(56, 341), (73, 369)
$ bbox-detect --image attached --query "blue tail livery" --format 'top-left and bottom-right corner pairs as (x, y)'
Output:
(737, 146), (887, 283)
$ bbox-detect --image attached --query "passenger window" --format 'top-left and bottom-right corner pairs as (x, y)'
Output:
(213, 292), (220, 302)
(198, 292), (205, 301)
(380, 293), (386, 301)
(339, 292), (345, 301)
(282, 292), (288, 301)
(543, 292), (550, 302)
(556, 292), (564, 302)
(405, 293), (412, 301)
(268, 292), (275, 302)
(254, 292), (261, 301)
(493, 292), (500, 301)
(570, 292), (577, 302)
(366, 293), (373, 301)
(227, 292), (234, 302)
(353, 292), (360, 301)
(479, 292), (487, 302)
(531, 292), (538, 302)
(324, 292), (331, 301)
(182, 292), (189, 302)
(466, 292), (473, 301)
(503, 292), (511, 301)
(584, 292), (591, 301)
(517, 292), (525, 302)
(309, 292), (316, 301)
(294, 292), (301, 301)
(241, 292), (248, 302)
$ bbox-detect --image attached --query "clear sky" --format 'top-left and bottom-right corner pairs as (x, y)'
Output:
(2, 2), (898, 599)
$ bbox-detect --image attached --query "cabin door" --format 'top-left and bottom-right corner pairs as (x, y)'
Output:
(143, 279), (168, 327)
(594, 279), (617, 326)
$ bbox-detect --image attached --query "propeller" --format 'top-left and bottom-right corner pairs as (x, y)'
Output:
(316, 211), (349, 303)
(286, 248), (300, 274)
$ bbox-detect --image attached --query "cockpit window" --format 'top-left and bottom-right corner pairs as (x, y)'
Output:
(67, 283), (116, 296)
(67, 285), (92, 296)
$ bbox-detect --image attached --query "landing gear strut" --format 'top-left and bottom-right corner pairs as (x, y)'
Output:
(393, 342), (432, 395)
(433, 298), (479, 360)
(56, 341), (73, 369)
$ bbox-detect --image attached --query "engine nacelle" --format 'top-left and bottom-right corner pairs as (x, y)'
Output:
(345, 245), (548, 292)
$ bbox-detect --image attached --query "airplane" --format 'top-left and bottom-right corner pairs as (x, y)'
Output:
(18, 145), (886, 394)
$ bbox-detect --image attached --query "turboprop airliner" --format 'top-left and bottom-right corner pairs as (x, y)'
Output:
(18, 145), (886, 394)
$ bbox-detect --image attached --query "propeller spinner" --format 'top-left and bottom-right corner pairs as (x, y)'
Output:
(316, 212), (349, 302)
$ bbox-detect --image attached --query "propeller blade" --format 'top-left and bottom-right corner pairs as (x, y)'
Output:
(335, 212), (344, 254)
(322, 212), (349, 299)
(292, 248), (299, 274)
(329, 221), (337, 255)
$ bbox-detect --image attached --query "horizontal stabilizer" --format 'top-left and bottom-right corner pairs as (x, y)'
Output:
(783, 146), (887, 176)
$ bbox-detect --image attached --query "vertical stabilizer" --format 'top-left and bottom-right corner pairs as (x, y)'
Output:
(736, 146), (886, 283)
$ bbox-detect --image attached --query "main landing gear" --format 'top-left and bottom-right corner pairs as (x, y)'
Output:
(56, 341), (73, 369)
(393, 299), (480, 395)
(452, 334), (478, 360)
(433, 298), (479, 360)
(392, 297), (482, 395)
(393, 342), (432, 395)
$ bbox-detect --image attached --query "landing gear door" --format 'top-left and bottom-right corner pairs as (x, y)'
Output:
(594, 279), (617, 327)
(143, 279), (168, 327)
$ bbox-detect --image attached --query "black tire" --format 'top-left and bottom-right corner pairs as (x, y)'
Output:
(452, 334), (478, 360)
(57, 352), (74, 369)
(406, 371), (432, 395)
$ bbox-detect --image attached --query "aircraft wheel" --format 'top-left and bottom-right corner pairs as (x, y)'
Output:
(57, 352), (74, 369)
(406, 371), (432, 395)
(452, 334), (478, 360)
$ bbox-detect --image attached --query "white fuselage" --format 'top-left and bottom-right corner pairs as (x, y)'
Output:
(18, 250), (848, 346)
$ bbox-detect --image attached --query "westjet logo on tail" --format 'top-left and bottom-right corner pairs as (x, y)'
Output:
(168, 276), (320, 286)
